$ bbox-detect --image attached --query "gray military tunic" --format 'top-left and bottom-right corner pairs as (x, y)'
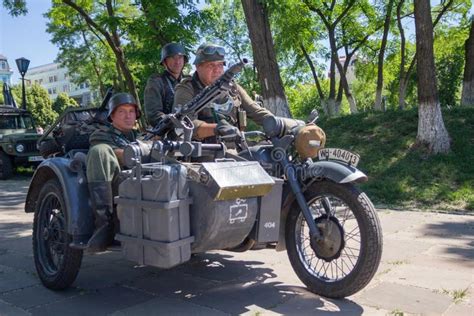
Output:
(144, 71), (181, 128)
(173, 72), (273, 141)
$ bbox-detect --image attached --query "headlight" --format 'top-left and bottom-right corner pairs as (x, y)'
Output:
(295, 124), (326, 159)
(16, 143), (25, 153)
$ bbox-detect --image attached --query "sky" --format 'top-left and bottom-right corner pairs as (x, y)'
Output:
(0, 2), (472, 84)
(0, 2), (58, 83)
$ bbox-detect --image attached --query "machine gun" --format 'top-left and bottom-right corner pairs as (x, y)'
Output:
(149, 58), (248, 140)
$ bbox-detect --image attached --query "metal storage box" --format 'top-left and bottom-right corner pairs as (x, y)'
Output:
(187, 161), (276, 252)
(115, 163), (193, 269)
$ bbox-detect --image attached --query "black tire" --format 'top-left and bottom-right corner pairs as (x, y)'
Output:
(39, 139), (62, 158)
(0, 151), (13, 180)
(33, 179), (83, 290)
(285, 181), (382, 298)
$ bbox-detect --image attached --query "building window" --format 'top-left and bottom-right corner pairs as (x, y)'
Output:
(0, 62), (6, 70)
(49, 76), (54, 83)
(63, 84), (69, 92)
(64, 73), (68, 79)
(54, 75), (58, 82)
(52, 87), (57, 94)
(39, 78), (43, 84)
(48, 88), (52, 94)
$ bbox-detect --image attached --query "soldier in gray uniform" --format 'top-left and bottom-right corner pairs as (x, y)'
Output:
(173, 43), (274, 142)
(85, 93), (140, 251)
(144, 43), (188, 128)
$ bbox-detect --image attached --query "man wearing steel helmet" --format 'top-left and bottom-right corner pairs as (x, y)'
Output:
(84, 92), (140, 251)
(144, 42), (188, 128)
(173, 43), (273, 141)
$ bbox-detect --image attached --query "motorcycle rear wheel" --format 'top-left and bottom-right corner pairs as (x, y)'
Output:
(285, 180), (382, 298)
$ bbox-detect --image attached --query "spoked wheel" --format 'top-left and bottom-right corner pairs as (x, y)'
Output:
(286, 181), (382, 298)
(33, 179), (83, 290)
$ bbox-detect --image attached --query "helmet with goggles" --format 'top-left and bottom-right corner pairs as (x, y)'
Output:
(193, 43), (226, 65)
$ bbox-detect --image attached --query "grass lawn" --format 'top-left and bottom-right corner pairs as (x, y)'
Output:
(318, 107), (474, 212)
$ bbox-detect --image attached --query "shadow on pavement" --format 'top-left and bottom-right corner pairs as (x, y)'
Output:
(422, 220), (474, 261)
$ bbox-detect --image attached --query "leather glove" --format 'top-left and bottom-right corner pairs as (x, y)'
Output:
(214, 124), (240, 138)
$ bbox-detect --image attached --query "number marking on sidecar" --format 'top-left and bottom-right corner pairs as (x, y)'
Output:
(318, 148), (360, 167)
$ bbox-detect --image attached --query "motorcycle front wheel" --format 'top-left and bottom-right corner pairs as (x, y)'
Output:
(285, 180), (382, 298)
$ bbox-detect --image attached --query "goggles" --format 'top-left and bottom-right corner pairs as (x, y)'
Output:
(198, 45), (226, 57)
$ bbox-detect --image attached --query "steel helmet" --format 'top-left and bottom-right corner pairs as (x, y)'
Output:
(107, 92), (141, 121)
(193, 43), (226, 65)
(160, 42), (189, 64)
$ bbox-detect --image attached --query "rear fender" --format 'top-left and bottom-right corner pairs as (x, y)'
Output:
(25, 158), (94, 237)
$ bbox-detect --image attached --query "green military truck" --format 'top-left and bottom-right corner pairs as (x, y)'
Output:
(0, 86), (43, 179)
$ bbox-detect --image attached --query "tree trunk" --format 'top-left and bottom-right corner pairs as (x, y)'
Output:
(398, 0), (454, 110)
(397, 0), (407, 109)
(327, 57), (337, 116)
(414, 0), (450, 154)
(241, 0), (291, 118)
(461, 18), (474, 107)
(300, 44), (327, 114)
(374, 0), (395, 111)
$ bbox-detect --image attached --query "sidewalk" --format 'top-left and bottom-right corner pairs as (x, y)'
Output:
(0, 178), (472, 315)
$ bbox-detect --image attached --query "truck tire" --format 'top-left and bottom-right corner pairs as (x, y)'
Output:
(0, 151), (13, 180)
(39, 139), (62, 158)
(33, 179), (83, 290)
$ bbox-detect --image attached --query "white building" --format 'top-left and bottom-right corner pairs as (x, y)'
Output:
(0, 54), (13, 85)
(25, 63), (95, 106)
(329, 55), (357, 84)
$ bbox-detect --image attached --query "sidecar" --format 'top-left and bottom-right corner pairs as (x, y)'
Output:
(24, 104), (285, 289)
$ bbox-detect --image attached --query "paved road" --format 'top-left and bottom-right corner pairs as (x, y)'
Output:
(0, 177), (472, 315)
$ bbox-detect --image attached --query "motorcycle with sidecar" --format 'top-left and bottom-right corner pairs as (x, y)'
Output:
(25, 60), (382, 299)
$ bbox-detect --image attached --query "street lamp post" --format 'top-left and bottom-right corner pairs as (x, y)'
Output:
(15, 57), (30, 110)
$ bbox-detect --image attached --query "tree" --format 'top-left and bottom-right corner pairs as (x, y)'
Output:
(12, 84), (58, 127)
(198, 0), (259, 93)
(374, 0), (395, 111)
(461, 16), (474, 106)
(52, 92), (79, 115)
(241, 0), (291, 117)
(304, 0), (377, 114)
(59, 0), (143, 125)
(414, 0), (450, 154)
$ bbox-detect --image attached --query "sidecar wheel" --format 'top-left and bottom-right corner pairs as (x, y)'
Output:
(285, 181), (382, 298)
(33, 179), (83, 290)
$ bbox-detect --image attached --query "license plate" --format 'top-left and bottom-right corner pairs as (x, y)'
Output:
(318, 148), (360, 167)
(28, 156), (44, 162)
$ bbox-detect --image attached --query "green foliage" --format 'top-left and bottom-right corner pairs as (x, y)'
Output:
(198, 0), (259, 92)
(11, 84), (58, 127)
(287, 83), (327, 119)
(434, 20), (470, 108)
(52, 92), (79, 115)
(318, 107), (474, 211)
(2, 0), (27, 16)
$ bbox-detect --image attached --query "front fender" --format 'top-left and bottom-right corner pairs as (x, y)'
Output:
(275, 160), (367, 251)
(25, 158), (94, 237)
(303, 160), (368, 184)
